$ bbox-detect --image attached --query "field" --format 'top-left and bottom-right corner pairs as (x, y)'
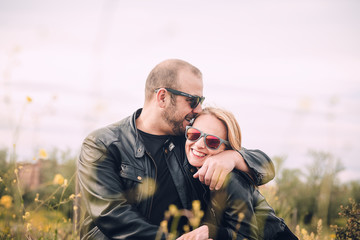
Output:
(0, 148), (359, 239)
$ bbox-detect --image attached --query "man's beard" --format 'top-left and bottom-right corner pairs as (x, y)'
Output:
(162, 102), (195, 136)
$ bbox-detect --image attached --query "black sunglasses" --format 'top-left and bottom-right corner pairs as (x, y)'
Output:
(185, 126), (229, 150)
(155, 88), (205, 109)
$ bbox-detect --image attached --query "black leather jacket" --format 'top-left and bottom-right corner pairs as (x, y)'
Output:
(77, 109), (275, 240)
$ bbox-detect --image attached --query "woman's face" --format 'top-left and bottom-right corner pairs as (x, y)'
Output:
(185, 114), (228, 168)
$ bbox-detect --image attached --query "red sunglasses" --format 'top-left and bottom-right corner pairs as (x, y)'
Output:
(185, 126), (229, 150)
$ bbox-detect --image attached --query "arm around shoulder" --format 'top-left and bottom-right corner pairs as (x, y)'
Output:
(237, 148), (275, 185)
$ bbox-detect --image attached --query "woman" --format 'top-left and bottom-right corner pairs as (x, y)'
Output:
(181, 107), (297, 240)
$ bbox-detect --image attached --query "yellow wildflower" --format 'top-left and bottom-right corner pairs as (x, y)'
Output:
(26, 223), (32, 232)
(14, 168), (18, 175)
(301, 228), (308, 237)
(317, 219), (323, 236)
(22, 212), (30, 220)
(34, 193), (39, 202)
(160, 220), (168, 234)
(295, 225), (301, 237)
(192, 200), (201, 211)
(62, 179), (68, 187)
(69, 194), (76, 200)
(189, 216), (202, 229)
(160, 220), (168, 229)
(183, 224), (190, 233)
(73, 206), (78, 211)
(136, 177), (156, 199)
(53, 174), (64, 185)
(0, 195), (13, 209)
(238, 212), (245, 223)
(168, 204), (179, 216)
(26, 96), (32, 103)
(39, 149), (48, 159)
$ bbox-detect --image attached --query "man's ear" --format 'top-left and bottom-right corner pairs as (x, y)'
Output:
(156, 88), (167, 108)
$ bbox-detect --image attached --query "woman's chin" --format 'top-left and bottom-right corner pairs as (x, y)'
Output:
(188, 158), (204, 168)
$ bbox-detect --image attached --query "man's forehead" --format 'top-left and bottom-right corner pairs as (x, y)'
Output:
(178, 72), (203, 95)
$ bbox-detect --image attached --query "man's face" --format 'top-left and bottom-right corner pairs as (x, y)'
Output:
(162, 69), (203, 136)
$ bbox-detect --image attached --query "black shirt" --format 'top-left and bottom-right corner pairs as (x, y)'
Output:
(138, 130), (183, 225)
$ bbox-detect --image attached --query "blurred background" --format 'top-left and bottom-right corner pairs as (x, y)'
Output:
(1, 0), (359, 181)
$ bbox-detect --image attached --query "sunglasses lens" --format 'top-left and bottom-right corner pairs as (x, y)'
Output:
(190, 97), (200, 109)
(186, 128), (201, 141)
(205, 136), (221, 149)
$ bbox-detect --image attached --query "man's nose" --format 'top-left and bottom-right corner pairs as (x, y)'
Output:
(192, 103), (203, 114)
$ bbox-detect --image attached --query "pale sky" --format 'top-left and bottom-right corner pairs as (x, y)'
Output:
(1, 0), (359, 182)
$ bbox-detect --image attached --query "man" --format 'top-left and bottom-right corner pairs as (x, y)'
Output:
(77, 59), (274, 239)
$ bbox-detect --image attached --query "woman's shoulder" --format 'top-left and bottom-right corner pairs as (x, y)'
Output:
(229, 170), (255, 188)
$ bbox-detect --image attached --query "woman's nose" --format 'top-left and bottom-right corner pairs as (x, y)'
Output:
(194, 137), (206, 148)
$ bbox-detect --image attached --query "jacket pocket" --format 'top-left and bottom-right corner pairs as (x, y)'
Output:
(119, 164), (146, 205)
(119, 164), (145, 182)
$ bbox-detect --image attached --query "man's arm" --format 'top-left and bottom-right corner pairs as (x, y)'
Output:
(77, 134), (165, 239)
(193, 148), (274, 190)
(237, 148), (275, 185)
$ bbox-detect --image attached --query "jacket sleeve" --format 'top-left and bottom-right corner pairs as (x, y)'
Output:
(238, 148), (275, 185)
(77, 133), (165, 240)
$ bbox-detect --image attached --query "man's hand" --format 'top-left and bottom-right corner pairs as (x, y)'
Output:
(193, 150), (249, 190)
(176, 225), (212, 240)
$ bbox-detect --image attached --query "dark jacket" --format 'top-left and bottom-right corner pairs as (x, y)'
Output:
(204, 172), (298, 240)
(77, 109), (275, 240)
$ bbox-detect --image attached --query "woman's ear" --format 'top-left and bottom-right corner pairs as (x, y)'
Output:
(156, 88), (167, 108)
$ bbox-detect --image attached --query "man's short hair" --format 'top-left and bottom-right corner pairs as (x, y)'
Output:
(144, 59), (202, 101)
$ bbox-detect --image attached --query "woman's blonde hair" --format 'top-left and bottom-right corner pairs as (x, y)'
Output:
(196, 107), (241, 151)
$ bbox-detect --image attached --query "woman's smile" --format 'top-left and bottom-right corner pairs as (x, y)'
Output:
(191, 148), (207, 158)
